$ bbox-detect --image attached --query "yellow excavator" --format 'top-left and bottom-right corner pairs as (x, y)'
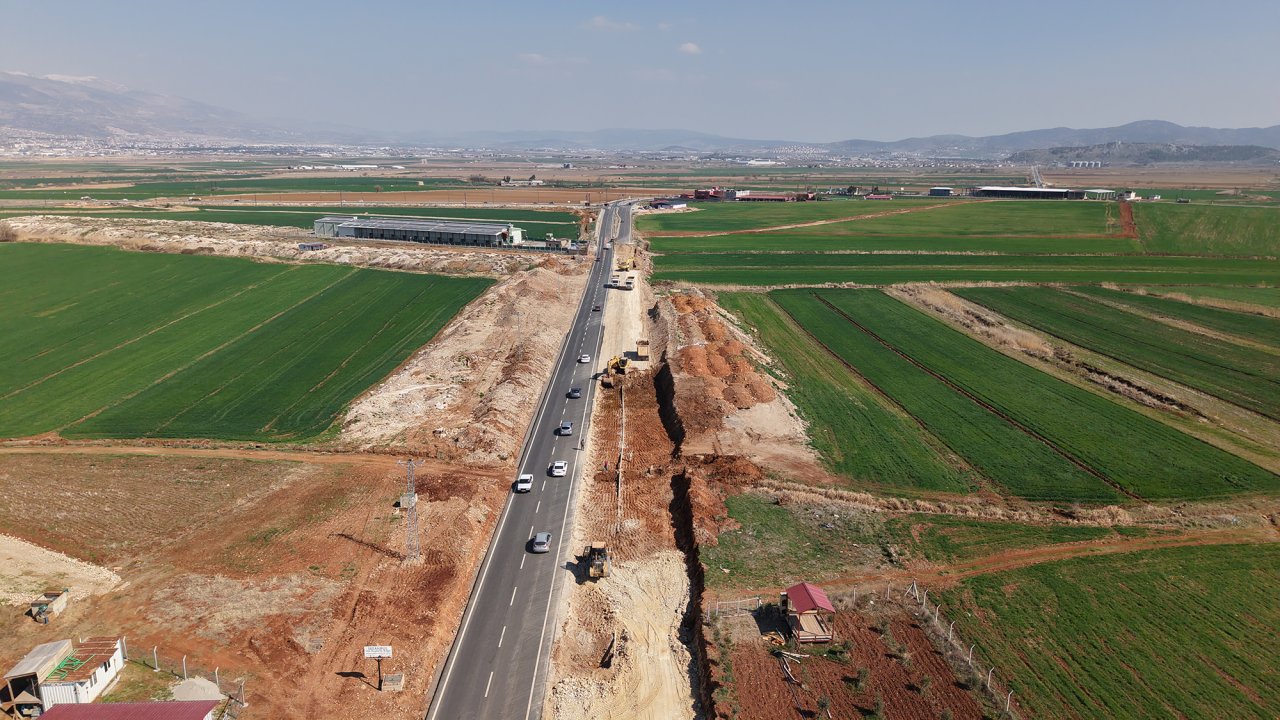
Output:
(599, 355), (629, 388)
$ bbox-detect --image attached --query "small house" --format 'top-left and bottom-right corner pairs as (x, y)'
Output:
(2, 637), (126, 715)
(297, 242), (327, 251)
(781, 582), (835, 643)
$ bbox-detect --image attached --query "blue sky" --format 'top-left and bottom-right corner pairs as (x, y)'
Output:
(3, 0), (1277, 141)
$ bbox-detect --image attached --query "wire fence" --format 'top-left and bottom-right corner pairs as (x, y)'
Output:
(136, 646), (248, 714)
(705, 595), (762, 620)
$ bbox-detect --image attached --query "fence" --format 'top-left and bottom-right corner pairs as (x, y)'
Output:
(136, 646), (248, 715)
(705, 595), (762, 620)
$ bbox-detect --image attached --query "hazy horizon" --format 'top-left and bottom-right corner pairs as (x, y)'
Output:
(3, 0), (1278, 143)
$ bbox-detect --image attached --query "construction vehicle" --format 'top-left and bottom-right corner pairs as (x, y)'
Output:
(585, 542), (612, 579)
(599, 355), (630, 388)
(635, 339), (650, 361)
(615, 258), (633, 272)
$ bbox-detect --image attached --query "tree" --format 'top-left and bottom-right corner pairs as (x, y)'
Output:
(817, 695), (832, 719)
(0, 222), (14, 242)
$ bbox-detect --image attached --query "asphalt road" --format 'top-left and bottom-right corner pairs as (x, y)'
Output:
(426, 201), (633, 720)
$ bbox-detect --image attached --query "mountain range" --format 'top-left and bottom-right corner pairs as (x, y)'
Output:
(3, 72), (1279, 157)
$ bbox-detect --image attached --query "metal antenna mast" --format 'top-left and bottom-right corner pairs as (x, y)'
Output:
(398, 459), (423, 563)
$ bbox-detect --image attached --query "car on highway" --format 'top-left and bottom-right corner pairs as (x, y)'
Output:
(514, 474), (533, 493)
(530, 531), (552, 554)
(549, 460), (568, 477)
(567, 387), (582, 399)
(592, 304), (601, 312)
(558, 420), (573, 436)
(578, 353), (592, 363)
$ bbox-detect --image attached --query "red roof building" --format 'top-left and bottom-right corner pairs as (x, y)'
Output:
(784, 582), (835, 614)
(40, 700), (219, 720)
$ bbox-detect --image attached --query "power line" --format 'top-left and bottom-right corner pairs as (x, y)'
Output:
(398, 458), (423, 563)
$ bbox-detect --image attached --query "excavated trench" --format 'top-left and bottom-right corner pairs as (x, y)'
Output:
(653, 358), (714, 716)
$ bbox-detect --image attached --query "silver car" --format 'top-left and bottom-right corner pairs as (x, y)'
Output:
(558, 421), (573, 436)
(550, 460), (568, 477)
(531, 531), (552, 554)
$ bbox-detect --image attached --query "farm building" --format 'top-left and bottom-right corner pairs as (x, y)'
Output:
(971, 186), (1086, 200)
(780, 582), (835, 643)
(929, 187), (954, 196)
(1, 637), (125, 716)
(313, 216), (525, 247)
(297, 241), (327, 251)
(39, 700), (219, 720)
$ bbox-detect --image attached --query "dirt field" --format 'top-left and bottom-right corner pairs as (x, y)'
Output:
(711, 605), (986, 720)
(1040, 166), (1278, 190)
(0, 449), (506, 719)
(213, 187), (670, 206)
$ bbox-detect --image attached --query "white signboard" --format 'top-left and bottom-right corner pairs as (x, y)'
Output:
(364, 645), (393, 659)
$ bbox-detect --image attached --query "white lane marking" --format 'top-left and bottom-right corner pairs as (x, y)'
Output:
(529, 525), (534, 537)
(535, 500), (541, 514)
(520, 554), (527, 569)
(498, 625), (507, 648)
(510, 586), (518, 606)
(484, 671), (494, 698)
(541, 481), (546, 491)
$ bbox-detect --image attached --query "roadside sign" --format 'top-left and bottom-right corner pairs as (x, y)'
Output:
(364, 645), (393, 659)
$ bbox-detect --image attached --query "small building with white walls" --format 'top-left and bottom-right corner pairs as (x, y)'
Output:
(2, 637), (126, 715)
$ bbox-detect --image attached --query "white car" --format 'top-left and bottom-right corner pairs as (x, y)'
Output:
(578, 354), (591, 364)
(550, 460), (568, 477)
(514, 474), (533, 493)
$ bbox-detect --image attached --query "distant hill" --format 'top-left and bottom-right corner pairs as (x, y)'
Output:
(1008, 143), (1280, 166)
(1, 72), (1277, 154)
(0, 72), (365, 143)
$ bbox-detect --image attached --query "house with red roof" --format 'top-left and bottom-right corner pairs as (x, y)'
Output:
(781, 582), (835, 643)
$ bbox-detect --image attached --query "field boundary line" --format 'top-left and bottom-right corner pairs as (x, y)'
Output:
(60, 268), (358, 434)
(813, 292), (1138, 500)
(2, 264), (302, 402)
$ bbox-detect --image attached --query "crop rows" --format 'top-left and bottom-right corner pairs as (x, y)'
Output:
(1071, 285), (1280, 347)
(770, 290), (1118, 501)
(939, 544), (1280, 719)
(0, 243), (490, 441)
(650, 233), (1137, 255)
(719, 293), (973, 493)
(1133, 202), (1280, 255)
(957, 287), (1280, 419)
(819, 290), (1276, 498)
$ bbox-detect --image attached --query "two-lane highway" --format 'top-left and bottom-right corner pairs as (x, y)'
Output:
(426, 202), (626, 720)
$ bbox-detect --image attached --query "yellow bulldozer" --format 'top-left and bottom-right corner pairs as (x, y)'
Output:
(585, 542), (612, 579)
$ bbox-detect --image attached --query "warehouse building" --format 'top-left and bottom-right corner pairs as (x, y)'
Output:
(971, 186), (1086, 200)
(314, 216), (526, 248)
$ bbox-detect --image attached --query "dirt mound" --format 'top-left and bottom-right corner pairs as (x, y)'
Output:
(655, 290), (819, 478)
(340, 258), (589, 465)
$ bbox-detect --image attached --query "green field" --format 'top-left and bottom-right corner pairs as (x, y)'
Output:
(719, 293), (973, 493)
(940, 544), (1280, 719)
(1072, 286), (1280, 346)
(650, 232), (1137, 255)
(881, 513), (1135, 565)
(0, 175), (466, 200)
(819, 289), (1277, 498)
(957, 287), (1280, 419)
(637, 199), (948, 233)
(1, 243), (490, 441)
(1134, 203), (1280, 255)
(0, 204), (581, 239)
(653, 254), (1280, 286)
(771, 290), (1119, 502)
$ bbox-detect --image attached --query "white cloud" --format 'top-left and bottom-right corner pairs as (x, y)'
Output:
(678, 42), (702, 55)
(519, 53), (550, 66)
(585, 15), (635, 31)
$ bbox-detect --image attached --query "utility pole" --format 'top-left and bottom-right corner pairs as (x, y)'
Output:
(398, 459), (423, 562)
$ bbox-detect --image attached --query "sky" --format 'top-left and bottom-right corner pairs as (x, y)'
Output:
(3, 0), (1278, 142)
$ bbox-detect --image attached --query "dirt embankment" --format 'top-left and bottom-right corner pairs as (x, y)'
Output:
(655, 289), (822, 479)
(3, 215), (535, 276)
(339, 255), (590, 464)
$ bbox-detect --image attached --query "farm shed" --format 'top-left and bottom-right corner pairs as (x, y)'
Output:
(39, 700), (219, 720)
(29, 589), (70, 623)
(1, 637), (126, 714)
(297, 241), (327, 251)
(313, 215), (525, 247)
(972, 186), (1086, 200)
(929, 187), (954, 196)
(781, 582), (835, 643)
